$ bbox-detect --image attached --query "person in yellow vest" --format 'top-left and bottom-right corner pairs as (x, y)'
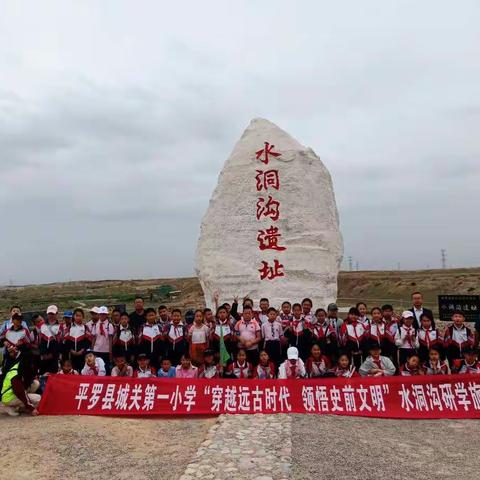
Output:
(1, 346), (41, 416)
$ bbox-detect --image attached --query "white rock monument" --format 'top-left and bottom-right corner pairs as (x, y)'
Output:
(196, 118), (343, 309)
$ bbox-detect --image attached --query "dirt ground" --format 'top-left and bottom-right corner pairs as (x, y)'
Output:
(292, 415), (480, 480)
(2, 414), (480, 479)
(1, 415), (216, 480)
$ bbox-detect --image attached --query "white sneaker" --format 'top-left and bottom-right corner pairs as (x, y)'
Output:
(4, 406), (20, 416)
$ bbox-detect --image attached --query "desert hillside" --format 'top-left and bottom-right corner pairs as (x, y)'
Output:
(1, 268), (479, 318)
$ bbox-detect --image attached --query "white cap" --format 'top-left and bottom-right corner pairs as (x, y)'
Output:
(402, 310), (414, 319)
(47, 305), (58, 314)
(98, 306), (109, 315)
(89, 306), (100, 314)
(287, 346), (299, 360)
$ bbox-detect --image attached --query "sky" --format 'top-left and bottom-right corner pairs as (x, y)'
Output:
(1, 1), (479, 284)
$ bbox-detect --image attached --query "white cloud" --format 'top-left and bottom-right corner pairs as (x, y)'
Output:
(0, 0), (479, 283)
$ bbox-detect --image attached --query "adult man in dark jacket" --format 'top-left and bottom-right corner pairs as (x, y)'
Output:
(410, 291), (435, 329)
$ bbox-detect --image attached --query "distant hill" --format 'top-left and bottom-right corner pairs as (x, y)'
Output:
(1, 268), (479, 318)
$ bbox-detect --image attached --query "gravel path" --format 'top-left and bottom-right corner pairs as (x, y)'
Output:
(180, 414), (292, 480)
(291, 414), (480, 480)
(2, 416), (215, 480)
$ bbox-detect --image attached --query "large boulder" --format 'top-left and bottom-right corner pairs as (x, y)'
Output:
(196, 118), (343, 309)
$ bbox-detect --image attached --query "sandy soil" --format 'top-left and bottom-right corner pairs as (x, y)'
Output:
(1, 415), (216, 480)
(291, 415), (480, 480)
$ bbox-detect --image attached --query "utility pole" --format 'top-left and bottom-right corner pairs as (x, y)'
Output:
(441, 249), (447, 269)
(348, 256), (353, 271)
(355, 261), (359, 271)
(397, 262), (401, 271)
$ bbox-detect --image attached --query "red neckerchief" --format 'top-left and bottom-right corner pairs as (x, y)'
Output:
(351, 320), (360, 348)
(316, 321), (328, 338)
(258, 363), (271, 378)
(372, 355), (382, 369)
(372, 321), (385, 341)
(237, 361), (247, 378)
(404, 326), (414, 347)
(99, 320), (107, 336)
(287, 361), (297, 378)
(428, 360), (440, 373)
(424, 327), (431, 346)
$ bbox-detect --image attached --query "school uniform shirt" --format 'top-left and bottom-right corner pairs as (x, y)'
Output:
(64, 324), (91, 352)
(31, 321), (44, 347)
(458, 360), (480, 374)
(339, 322), (367, 351)
(166, 323), (186, 348)
(359, 356), (396, 377)
(395, 325), (419, 350)
(3, 325), (32, 348)
(305, 356), (331, 378)
(134, 366), (157, 378)
(443, 324), (473, 353)
(368, 322), (387, 346)
(329, 365), (357, 378)
(258, 312), (269, 325)
(253, 362), (276, 379)
(0, 318), (29, 336)
(198, 364), (222, 379)
(139, 323), (163, 353)
(211, 320), (233, 342)
(302, 313), (314, 328)
(39, 323), (61, 352)
(278, 358), (306, 379)
(278, 313), (293, 330)
(328, 317), (344, 337)
(261, 320), (283, 346)
(157, 366), (176, 378)
(85, 320), (98, 335)
(358, 316), (370, 328)
(81, 357), (106, 376)
(226, 361), (253, 379)
(114, 326), (135, 352)
(312, 321), (336, 345)
(234, 318), (261, 350)
(58, 369), (79, 375)
(385, 321), (399, 344)
(288, 317), (309, 344)
(90, 320), (114, 353)
(417, 327), (442, 350)
(175, 365), (198, 378)
(57, 322), (68, 342)
(399, 363), (422, 376)
(422, 360), (449, 375)
(188, 324), (210, 344)
(410, 307), (435, 329)
(111, 365), (134, 377)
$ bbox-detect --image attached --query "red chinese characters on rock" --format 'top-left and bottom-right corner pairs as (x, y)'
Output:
(256, 195), (280, 222)
(258, 259), (285, 280)
(254, 141), (287, 280)
(255, 142), (281, 165)
(257, 226), (286, 251)
(255, 169), (280, 192)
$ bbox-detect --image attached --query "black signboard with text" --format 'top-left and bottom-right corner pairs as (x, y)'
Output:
(438, 295), (480, 322)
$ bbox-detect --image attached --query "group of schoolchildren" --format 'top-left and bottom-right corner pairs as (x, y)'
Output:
(1, 292), (479, 392)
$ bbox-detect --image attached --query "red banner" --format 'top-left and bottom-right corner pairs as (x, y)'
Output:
(38, 374), (480, 419)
